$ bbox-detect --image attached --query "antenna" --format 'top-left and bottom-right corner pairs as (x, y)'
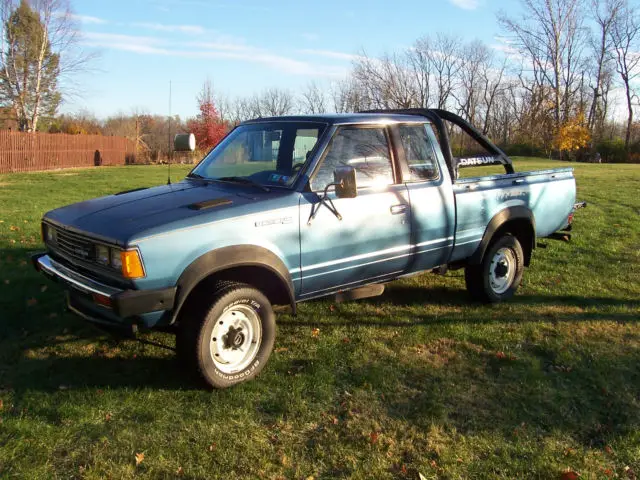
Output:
(167, 80), (172, 185)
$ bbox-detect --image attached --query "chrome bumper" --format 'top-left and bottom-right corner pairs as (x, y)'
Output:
(33, 254), (176, 321)
(36, 254), (123, 297)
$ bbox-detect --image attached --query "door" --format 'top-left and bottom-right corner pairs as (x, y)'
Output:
(299, 125), (411, 298)
(393, 123), (455, 273)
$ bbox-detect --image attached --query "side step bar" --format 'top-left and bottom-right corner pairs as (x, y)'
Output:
(334, 284), (385, 303)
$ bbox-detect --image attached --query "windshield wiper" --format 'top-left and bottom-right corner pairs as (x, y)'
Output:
(186, 173), (208, 180)
(215, 176), (270, 192)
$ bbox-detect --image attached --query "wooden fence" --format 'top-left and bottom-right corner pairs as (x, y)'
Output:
(0, 131), (136, 173)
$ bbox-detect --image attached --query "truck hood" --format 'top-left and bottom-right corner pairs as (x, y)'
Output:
(44, 180), (289, 245)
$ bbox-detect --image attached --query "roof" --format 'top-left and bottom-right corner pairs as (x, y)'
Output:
(241, 112), (430, 125)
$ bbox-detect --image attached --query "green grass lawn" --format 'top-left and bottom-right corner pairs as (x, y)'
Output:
(0, 158), (638, 479)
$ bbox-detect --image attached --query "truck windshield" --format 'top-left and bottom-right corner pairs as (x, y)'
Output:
(189, 121), (328, 188)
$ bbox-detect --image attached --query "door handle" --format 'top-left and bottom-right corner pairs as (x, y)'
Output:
(390, 204), (409, 215)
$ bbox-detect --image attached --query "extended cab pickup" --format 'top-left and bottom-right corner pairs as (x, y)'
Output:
(33, 109), (582, 388)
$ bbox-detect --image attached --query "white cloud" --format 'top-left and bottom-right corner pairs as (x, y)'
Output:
(448, 0), (479, 10)
(298, 49), (364, 62)
(301, 33), (319, 42)
(81, 33), (347, 78)
(132, 22), (206, 35)
(59, 13), (108, 24)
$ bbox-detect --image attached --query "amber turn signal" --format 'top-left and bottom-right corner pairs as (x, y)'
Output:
(121, 250), (145, 279)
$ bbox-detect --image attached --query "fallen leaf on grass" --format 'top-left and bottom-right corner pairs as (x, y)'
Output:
(342, 337), (350, 344)
(135, 452), (144, 466)
(208, 443), (216, 451)
(329, 304), (336, 312)
(0, 399), (3, 410)
(176, 466), (184, 476)
(561, 471), (580, 480)
(275, 347), (288, 353)
(281, 454), (290, 467)
(369, 431), (379, 444)
(311, 328), (320, 337)
(9, 225), (19, 231)
(26, 298), (37, 307)
(331, 416), (338, 425)
(604, 445), (613, 454)
(105, 413), (112, 422)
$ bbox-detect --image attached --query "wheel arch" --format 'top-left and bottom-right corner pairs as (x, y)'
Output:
(170, 245), (296, 324)
(470, 206), (536, 267)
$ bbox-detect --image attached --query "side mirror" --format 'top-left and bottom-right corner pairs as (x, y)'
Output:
(334, 166), (357, 198)
(174, 133), (196, 152)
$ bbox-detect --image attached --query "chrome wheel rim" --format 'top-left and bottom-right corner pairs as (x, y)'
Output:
(489, 247), (516, 294)
(210, 305), (262, 374)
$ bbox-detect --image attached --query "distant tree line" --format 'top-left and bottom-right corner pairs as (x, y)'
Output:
(0, 0), (638, 163)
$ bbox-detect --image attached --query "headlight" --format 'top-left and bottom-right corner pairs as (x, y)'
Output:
(96, 245), (110, 265)
(110, 248), (122, 270)
(43, 224), (57, 244)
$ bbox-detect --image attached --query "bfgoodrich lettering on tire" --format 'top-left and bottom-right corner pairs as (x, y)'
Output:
(465, 234), (524, 303)
(177, 283), (276, 388)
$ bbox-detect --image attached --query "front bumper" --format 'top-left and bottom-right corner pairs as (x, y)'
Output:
(33, 253), (176, 327)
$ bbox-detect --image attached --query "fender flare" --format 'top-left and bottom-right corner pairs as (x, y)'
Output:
(470, 206), (536, 265)
(170, 245), (296, 323)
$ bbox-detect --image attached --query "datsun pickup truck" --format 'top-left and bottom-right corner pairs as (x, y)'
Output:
(33, 109), (583, 388)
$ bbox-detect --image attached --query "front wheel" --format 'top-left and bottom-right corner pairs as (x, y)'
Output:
(177, 284), (276, 388)
(465, 234), (524, 303)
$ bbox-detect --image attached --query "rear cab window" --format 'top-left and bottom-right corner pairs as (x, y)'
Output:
(397, 124), (440, 182)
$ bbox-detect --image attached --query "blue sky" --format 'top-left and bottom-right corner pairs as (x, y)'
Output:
(67, 0), (523, 119)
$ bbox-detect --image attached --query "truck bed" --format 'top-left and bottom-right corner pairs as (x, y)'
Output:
(450, 167), (576, 263)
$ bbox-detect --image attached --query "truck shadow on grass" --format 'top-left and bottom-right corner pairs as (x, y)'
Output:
(1, 246), (638, 453)
(284, 283), (639, 328)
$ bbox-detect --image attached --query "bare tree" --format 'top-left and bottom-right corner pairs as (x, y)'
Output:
(331, 78), (371, 113)
(300, 81), (327, 114)
(610, 0), (640, 150)
(351, 51), (419, 109)
(253, 87), (295, 117)
(499, 0), (587, 131)
(0, 0), (95, 131)
(414, 34), (463, 110)
(588, 0), (623, 134)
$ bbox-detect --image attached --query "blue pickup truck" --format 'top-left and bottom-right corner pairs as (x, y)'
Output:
(33, 109), (581, 388)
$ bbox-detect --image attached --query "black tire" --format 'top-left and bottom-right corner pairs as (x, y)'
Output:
(465, 234), (524, 303)
(177, 283), (276, 389)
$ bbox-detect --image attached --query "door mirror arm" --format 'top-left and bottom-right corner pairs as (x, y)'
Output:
(307, 181), (343, 226)
(307, 166), (357, 226)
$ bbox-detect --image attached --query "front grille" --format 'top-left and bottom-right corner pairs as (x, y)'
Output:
(53, 229), (95, 262)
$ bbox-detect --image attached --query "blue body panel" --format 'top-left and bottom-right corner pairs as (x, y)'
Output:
(40, 114), (577, 328)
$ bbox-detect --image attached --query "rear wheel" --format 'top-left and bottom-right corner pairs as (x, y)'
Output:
(177, 283), (276, 388)
(465, 234), (524, 303)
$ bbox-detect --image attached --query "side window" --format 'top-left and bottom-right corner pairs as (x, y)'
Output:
(399, 124), (439, 182)
(312, 127), (394, 191)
